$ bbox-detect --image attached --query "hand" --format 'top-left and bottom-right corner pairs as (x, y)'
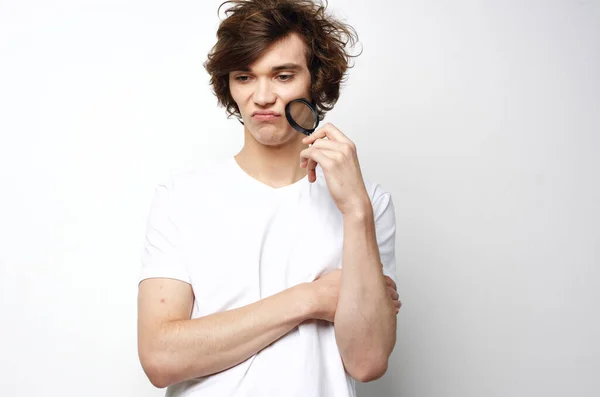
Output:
(310, 269), (342, 323)
(300, 123), (370, 215)
(385, 275), (402, 314)
(309, 270), (402, 322)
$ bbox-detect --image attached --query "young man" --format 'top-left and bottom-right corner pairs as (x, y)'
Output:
(137, 1), (401, 396)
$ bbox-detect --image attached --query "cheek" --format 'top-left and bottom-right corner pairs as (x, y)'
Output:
(229, 86), (247, 111)
(279, 82), (311, 102)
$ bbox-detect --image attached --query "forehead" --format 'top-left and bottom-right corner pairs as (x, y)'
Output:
(249, 33), (308, 71)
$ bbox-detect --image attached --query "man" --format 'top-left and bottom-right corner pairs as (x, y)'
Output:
(137, 1), (401, 396)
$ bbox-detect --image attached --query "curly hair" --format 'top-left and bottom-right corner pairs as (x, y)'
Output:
(203, 0), (359, 120)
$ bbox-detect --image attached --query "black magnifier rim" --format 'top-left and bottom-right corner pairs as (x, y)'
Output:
(285, 98), (320, 136)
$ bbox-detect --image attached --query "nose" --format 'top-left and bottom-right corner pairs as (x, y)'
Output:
(253, 78), (276, 107)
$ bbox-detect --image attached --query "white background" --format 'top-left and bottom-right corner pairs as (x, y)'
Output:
(1, 0), (598, 396)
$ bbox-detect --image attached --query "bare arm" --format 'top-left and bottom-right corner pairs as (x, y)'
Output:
(334, 202), (397, 382)
(137, 278), (314, 388)
(298, 124), (400, 383)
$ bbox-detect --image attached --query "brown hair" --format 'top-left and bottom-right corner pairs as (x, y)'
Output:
(204, 0), (359, 120)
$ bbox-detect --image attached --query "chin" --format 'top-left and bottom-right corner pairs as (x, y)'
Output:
(249, 123), (299, 147)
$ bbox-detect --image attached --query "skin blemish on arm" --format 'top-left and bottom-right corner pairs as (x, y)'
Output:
(160, 298), (166, 303)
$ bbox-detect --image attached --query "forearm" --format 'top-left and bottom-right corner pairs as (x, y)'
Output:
(146, 283), (312, 387)
(334, 203), (397, 381)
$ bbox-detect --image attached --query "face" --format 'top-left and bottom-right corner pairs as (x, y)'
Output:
(229, 33), (312, 147)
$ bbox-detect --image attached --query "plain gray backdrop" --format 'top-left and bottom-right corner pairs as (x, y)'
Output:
(1, 0), (598, 396)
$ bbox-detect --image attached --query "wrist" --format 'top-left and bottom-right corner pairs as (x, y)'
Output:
(342, 200), (373, 222)
(340, 188), (372, 218)
(292, 282), (318, 321)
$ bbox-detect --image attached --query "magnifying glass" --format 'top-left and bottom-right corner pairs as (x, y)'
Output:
(285, 98), (320, 136)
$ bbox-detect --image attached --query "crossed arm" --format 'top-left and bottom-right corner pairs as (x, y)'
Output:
(137, 278), (315, 388)
(334, 203), (398, 382)
(138, 199), (399, 388)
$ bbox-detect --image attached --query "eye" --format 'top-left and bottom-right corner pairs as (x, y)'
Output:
(235, 75), (251, 82)
(277, 74), (294, 82)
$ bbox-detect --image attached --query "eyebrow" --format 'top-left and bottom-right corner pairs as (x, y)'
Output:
(237, 63), (303, 73)
(271, 63), (302, 72)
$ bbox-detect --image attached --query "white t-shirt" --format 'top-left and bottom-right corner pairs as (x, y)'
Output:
(139, 156), (398, 397)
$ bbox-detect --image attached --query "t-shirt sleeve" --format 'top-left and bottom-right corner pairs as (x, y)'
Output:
(139, 181), (191, 284)
(373, 191), (398, 286)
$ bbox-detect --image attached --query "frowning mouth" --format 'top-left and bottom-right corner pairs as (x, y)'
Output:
(252, 111), (281, 121)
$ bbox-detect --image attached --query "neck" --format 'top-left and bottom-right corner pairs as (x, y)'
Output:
(234, 128), (308, 189)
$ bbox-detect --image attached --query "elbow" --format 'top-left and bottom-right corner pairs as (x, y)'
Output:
(347, 355), (389, 383)
(145, 366), (173, 389)
(139, 350), (176, 389)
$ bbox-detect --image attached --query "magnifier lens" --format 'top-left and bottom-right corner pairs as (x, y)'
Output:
(285, 98), (319, 135)
(290, 101), (317, 130)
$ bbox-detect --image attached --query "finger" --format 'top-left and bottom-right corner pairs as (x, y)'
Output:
(300, 147), (337, 168)
(300, 146), (342, 183)
(300, 143), (316, 168)
(299, 157), (316, 182)
(302, 123), (352, 145)
(300, 148), (334, 183)
(384, 276), (397, 291)
(307, 158), (317, 182)
(311, 138), (349, 153)
(301, 139), (349, 167)
(311, 139), (356, 163)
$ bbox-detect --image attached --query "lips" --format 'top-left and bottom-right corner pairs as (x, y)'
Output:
(252, 111), (281, 116)
(252, 111), (281, 121)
